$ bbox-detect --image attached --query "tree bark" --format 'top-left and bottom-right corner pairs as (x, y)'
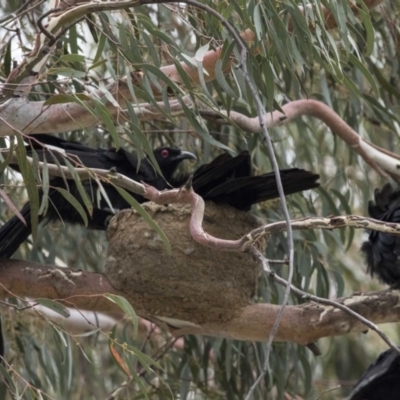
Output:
(1, 258), (398, 344)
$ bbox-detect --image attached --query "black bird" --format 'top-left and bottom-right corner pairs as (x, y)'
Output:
(361, 184), (400, 285)
(173, 151), (320, 211)
(0, 135), (197, 258)
(347, 348), (400, 400)
(1, 136), (320, 258)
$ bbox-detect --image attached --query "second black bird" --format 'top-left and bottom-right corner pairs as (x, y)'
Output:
(361, 184), (400, 285)
(347, 347), (400, 400)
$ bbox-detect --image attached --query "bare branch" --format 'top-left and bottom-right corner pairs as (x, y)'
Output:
(0, 259), (121, 313)
(210, 100), (400, 181)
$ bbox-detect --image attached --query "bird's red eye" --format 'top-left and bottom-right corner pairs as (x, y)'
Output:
(161, 149), (169, 158)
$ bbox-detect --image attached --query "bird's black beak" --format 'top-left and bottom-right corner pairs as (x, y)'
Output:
(178, 150), (197, 161)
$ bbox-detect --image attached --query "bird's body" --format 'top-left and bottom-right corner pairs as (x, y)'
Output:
(348, 348), (400, 400)
(361, 184), (400, 285)
(0, 135), (320, 258)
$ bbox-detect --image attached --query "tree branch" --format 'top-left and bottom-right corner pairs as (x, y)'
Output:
(169, 288), (400, 344)
(1, 259), (399, 344)
(0, 259), (121, 312)
(0, 0), (384, 132)
(205, 99), (400, 181)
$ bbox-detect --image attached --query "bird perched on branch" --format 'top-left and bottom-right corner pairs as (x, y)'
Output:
(0, 135), (320, 258)
(0, 135), (197, 258)
(361, 184), (400, 285)
(172, 151), (320, 211)
(347, 348), (400, 400)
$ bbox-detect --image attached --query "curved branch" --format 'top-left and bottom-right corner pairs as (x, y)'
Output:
(4, 153), (399, 251)
(202, 99), (400, 182)
(143, 184), (400, 251)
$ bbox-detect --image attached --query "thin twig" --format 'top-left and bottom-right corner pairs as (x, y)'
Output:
(37, 8), (61, 41)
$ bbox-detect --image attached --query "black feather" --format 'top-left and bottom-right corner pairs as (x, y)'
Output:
(361, 184), (400, 285)
(348, 348), (400, 400)
(174, 151), (320, 211)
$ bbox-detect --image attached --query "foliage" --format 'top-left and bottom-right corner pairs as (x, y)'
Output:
(1, 0), (400, 399)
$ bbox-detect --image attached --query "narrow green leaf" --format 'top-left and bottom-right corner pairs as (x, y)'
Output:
(48, 68), (87, 78)
(215, 59), (234, 97)
(88, 59), (108, 71)
(43, 93), (92, 106)
(35, 298), (71, 318)
(195, 43), (210, 62)
(53, 187), (89, 226)
(142, 31), (160, 67)
(348, 53), (379, 96)
(371, 64), (400, 100)
(59, 54), (86, 63)
(38, 158), (49, 215)
(92, 99), (120, 148)
(0, 363), (16, 393)
(358, 5), (375, 57)
(93, 33), (106, 64)
(16, 135), (39, 244)
(64, 159), (93, 217)
(105, 294), (138, 339)
(220, 39), (235, 70)
(130, 369), (150, 399)
(72, 328), (101, 338)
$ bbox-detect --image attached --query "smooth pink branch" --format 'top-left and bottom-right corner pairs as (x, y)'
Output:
(211, 99), (400, 181)
(142, 183), (245, 250)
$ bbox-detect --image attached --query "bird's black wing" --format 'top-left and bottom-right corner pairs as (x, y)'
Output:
(173, 151), (319, 210)
(193, 152), (251, 189)
(23, 134), (100, 167)
(25, 135), (141, 173)
(202, 168), (320, 211)
(367, 184), (394, 219)
(348, 348), (400, 400)
(361, 184), (400, 285)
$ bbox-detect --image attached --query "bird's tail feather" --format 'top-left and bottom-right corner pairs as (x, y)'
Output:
(0, 203), (35, 259)
(203, 168), (320, 210)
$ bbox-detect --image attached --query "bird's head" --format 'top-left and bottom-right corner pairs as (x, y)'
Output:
(152, 147), (197, 181)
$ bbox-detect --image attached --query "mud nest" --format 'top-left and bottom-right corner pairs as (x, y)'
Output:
(105, 202), (264, 324)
